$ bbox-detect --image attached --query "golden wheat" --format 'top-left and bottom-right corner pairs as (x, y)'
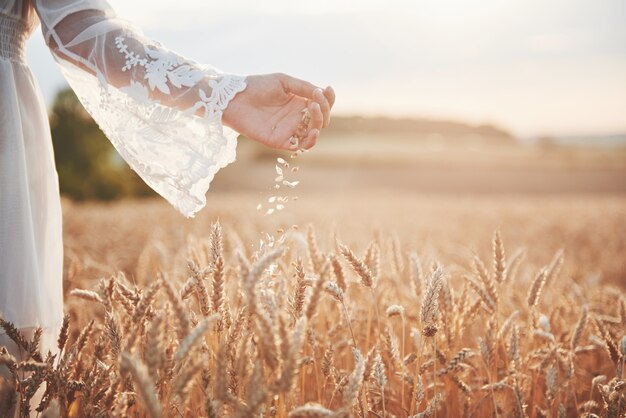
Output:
(0, 216), (624, 418)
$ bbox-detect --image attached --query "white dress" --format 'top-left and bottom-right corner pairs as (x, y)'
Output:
(0, 0), (246, 356)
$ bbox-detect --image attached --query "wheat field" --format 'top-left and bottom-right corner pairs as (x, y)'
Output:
(1, 193), (625, 418)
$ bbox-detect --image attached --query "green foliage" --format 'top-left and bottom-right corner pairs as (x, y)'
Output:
(50, 88), (154, 201)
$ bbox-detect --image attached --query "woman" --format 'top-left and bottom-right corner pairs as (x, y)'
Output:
(0, 0), (335, 364)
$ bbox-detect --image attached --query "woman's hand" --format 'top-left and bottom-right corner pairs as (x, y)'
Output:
(222, 73), (335, 151)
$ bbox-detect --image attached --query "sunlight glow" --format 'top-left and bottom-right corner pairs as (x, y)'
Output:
(28, 0), (626, 136)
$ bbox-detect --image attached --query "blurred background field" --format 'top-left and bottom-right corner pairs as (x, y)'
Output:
(62, 193), (626, 290)
(219, 118), (626, 195)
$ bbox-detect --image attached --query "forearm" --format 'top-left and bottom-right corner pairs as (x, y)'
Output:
(46, 9), (245, 119)
(34, 0), (248, 217)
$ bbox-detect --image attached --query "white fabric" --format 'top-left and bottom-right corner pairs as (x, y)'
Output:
(35, 0), (248, 217)
(0, 0), (246, 346)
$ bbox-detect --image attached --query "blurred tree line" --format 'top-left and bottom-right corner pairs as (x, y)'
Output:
(50, 88), (155, 200)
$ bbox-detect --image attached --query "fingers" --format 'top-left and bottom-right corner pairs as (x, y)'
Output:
(281, 74), (320, 100)
(314, 88), (331, 128)
(281, 74), (334, 128)
(300, 128), (320, 150)
(287, 101), (322, 151)
(307, 100), (323, 132)
(279, 74), (334, 150)
(324, 86), (336, 109)
(299, 101), (322, 150)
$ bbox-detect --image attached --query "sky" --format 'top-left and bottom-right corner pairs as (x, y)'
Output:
(25, 0), (626, 137)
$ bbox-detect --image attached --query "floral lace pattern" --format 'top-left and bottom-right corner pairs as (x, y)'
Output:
(52, 30), (247, 217)
(115, 36), (205, 94)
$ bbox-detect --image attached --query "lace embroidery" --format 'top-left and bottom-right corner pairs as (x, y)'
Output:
(115, 35), (205, 94)
(56, 33), (248, 217)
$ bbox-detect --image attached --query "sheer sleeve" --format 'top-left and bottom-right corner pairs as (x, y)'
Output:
(32, 0), (247, 217)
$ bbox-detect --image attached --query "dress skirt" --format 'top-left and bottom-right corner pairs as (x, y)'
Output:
(0, 29), (63, 358)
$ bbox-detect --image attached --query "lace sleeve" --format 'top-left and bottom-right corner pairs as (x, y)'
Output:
(32, 0), (247, 217)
